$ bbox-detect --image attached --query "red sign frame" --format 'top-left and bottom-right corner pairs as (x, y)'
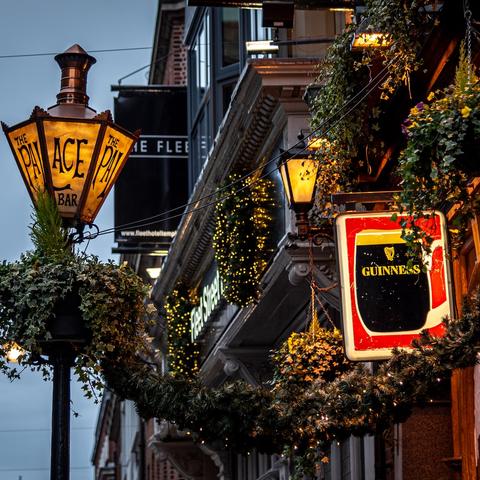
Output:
(335, 211), (453, 361)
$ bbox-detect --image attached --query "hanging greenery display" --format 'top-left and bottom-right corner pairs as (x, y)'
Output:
(271, 318), (351, 391)
(396, 48), (480, 253)
(361, 0), (434, 99)
(104, 290), (480, 477)
(164, 284), (200, 378)
(0, 192), (150, 398)
(310, 0), (436, 218)
(212, 173), (275, 306)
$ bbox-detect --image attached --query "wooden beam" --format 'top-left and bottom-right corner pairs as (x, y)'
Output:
(427, 38), (459, 93)
(331, 190), (401, 205)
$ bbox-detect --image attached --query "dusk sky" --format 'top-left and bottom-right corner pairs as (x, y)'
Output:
(0, 1), (157, 478)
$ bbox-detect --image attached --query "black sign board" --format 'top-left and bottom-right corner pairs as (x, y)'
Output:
(113, 86), (188, 246)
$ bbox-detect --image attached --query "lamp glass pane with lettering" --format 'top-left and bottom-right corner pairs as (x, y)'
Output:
(42, 119), (101, 219)
(5, 121), (46, 202)
(82, 125), (136, 224)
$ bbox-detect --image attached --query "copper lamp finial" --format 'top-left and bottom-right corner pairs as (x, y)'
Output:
(54, 44), (96, 106)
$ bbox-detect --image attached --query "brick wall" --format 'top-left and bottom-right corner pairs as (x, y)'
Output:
(145, 419), (187, 480)
(163, 18), (187, 86)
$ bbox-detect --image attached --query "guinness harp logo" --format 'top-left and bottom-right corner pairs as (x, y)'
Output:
(384, 246), (395, 261)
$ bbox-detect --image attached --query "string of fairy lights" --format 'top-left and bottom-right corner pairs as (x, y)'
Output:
(212, 174), (275, 306)
(84, 57), (397, 241)
(164, 285), (200, 377)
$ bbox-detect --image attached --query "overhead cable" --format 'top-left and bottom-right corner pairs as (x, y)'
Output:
(89, 61), (394, 240)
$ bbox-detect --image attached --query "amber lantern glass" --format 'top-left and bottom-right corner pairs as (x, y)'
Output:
(2, 44), (139, 228)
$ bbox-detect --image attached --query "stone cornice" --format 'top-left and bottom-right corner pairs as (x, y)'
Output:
(152, 57), (318, 305)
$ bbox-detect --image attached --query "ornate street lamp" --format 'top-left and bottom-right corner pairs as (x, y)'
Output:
(1, 45), (139, 480)
(278, 135), (319, 239)
(2, 44), (139, 236)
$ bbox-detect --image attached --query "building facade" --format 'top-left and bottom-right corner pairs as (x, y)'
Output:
(93, 0), (480, 479)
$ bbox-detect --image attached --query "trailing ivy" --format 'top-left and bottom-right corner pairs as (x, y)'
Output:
(104, 290), (480, 477)
(362, 0), (433, 99)
(164, 284), (199, 378)
(0, 194), (150, 398)
(310, 0), (436, 217)
(396, 49), (480, 253)
(213, 173), (275, 306)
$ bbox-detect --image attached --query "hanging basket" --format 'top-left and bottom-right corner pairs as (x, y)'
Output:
(39, 289), (91, 355)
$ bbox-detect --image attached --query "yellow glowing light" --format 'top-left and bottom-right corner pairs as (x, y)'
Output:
(146, 267), (162, 280)
(351, 32), (392, 50)
(307, 137), (331, 150)
(5, 342), (25, 363)
(329, 7), (354, 12)
(279, 157), (319, 208)
(3, 113), (137, 226)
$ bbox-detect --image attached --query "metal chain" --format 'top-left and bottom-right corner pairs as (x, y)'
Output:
(465, 0), (473, 82)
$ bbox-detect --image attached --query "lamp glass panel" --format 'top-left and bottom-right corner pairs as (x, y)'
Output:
(285, 157), (318, 205)
(6, 121), (46, 201)
(42, 120), (101, 218)
(279, 162), (292, 205)
(352, 33), (391, 49)
(82, 125), (135, 224)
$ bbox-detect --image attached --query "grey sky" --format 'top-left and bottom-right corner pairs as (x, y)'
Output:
(0, 1), (157, 478)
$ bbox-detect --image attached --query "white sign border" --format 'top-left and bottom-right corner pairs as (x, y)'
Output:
(335, 210), (453, 361)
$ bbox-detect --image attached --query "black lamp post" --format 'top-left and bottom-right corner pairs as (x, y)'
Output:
(2, 45), (139, 480)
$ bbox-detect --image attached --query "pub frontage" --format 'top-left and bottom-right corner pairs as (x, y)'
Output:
(92, 0), (480, 479)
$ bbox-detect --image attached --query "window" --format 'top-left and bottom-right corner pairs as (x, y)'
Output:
(221, 8), (240, 67)
(246, 9), (273, 60)
(190, 108), (211, 182)
(190, 12), (211, 119)
(249, 8), (271, 42)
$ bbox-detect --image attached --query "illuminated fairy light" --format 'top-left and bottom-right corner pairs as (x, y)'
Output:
(213, 174), (275, 307)
(164, 286), (199, 377)
(4, 342), (25, 363)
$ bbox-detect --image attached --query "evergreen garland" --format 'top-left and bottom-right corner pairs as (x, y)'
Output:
(104, 290), (480, 477)
(164, 284), (199, 378)
(212, 173), (275, 306)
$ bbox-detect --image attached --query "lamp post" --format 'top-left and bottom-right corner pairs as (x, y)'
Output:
(2, 45), (139, 480)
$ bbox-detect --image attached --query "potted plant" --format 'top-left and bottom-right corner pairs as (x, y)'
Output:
(396, 48), (480, 252)
(0, 192), (151, 397)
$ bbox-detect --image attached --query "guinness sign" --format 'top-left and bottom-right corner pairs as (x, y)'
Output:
(336, 211), (452, 361)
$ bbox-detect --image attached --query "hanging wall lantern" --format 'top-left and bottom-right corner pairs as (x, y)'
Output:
(278, 135), (319, 238)
(351, 17), (392, 50)
(2, 44), (139, 230)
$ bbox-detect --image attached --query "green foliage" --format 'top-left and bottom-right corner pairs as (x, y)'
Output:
(104, 290), (480, 477)
(310, 0), (434, 216)
(0, 225), (150, 397)
(164, 285), (199, 378)
(396, 50), (480, 251)
(310, 27), (366, 217)
(213, 174), (275, 306)
(362, 0), (432, 99)
(272, 320), (351, 390)
(30, 191), (70, 261)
